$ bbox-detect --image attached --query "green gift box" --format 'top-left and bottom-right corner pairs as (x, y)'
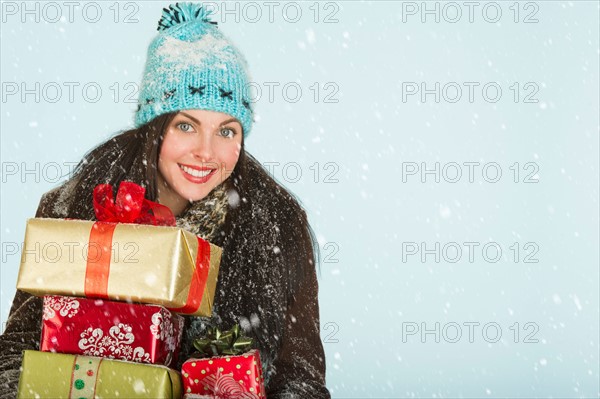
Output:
(17, 350), (182, 398)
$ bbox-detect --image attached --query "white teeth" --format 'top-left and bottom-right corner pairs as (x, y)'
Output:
(180, 165), (213, 178)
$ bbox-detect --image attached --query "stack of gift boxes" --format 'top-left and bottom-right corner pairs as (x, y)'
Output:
(19, 295), (186, 398)
(13, 182), (266, 398)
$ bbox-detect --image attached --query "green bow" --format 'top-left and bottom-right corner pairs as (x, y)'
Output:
(192, 324), (254, 357)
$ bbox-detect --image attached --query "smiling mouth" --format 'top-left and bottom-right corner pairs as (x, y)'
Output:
(179, 164), (215, 178)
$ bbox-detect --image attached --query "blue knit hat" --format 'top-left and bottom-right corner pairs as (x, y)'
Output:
(134, 2), (253, 137)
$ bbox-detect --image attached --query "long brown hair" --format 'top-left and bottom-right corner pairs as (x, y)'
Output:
(64, 112), (172, 219)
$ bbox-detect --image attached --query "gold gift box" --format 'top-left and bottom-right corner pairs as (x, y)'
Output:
(17, 350), (182, 398)
(16, 217), (221, 316)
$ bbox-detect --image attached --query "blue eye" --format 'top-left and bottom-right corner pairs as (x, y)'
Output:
(178, 122), (193, 132)
(220, 128), (236, 138)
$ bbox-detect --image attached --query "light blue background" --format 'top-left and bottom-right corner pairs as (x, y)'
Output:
(1, 1), (598, 397)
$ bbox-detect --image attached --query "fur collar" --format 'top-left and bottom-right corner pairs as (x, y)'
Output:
(175, 181), (230, 242)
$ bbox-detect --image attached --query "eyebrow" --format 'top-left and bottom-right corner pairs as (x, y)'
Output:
(179, 112), (239, 127)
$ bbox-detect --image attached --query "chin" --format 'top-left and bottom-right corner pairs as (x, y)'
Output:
(180, 187), (214, 202)
(181, 192), (207, 202)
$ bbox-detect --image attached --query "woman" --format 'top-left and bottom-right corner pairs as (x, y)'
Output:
(0, 3), (330, 398)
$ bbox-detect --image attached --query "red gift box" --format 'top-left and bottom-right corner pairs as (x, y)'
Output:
(40, 295), (185, 367)
(181, 349), (266, 398)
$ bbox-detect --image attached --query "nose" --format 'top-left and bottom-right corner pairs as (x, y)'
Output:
(191, 131), (214, 163)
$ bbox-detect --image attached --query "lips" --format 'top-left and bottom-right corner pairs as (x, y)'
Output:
(178, 163), (216, 183)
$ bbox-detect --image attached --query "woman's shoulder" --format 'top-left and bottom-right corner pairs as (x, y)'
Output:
(243, 154), (317, 294)
(244, 154), (307, 220)
(35, 179), (78, 218)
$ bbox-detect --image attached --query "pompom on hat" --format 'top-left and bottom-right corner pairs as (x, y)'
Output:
(134, 2), (254, 137)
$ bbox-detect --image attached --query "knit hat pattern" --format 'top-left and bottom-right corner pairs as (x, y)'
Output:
(135, 2), (254, 136)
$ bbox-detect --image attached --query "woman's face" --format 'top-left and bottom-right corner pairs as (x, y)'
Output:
(157, 109), (243, 213)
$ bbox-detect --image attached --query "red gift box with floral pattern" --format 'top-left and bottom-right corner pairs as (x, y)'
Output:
(181, 350), (266, 398)
(40, 295), (185, 367)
